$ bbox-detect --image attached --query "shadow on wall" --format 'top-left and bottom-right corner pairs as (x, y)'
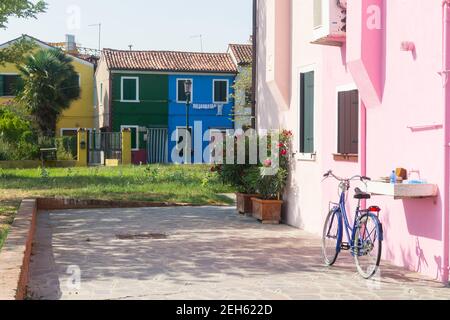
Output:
(256, 2), (281, 131)
(402, 194), (442, 241)
(282, 159), (304, 229)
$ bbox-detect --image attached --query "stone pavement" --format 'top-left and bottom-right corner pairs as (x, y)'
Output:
(28, 206), (450, 300)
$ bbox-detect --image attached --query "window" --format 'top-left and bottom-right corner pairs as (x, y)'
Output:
(0, 74), (20, 97)
(313, 0), (323, 29)
(121, 77), (139, 102)
(177, 79), (193, 103)
(299, 71), (315, 154)
(61, 129), (78, 137)
(337, 89), (359, 155)
(100, 83), (103, 106)
(121, 125), (139, 150)
(213, 80), (229, 104)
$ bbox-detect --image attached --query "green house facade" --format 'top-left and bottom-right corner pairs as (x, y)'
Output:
(111, 73), (168, 153)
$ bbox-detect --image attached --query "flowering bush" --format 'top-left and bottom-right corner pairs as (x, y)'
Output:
(213, 129), (293, 198)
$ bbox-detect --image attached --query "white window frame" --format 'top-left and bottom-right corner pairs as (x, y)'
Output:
(296, 65), (317, 161)
(212, 79), (229, 104)
(120, 125), (140, 151)
(335, 83), (359, 155)
(176, 78), (194, 103)
(0, 73), (20, 98)
(120, 77), (140, 103)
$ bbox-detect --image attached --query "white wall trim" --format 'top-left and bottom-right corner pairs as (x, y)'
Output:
(111, 70), (236, 76)
(120, 76), (140, 103)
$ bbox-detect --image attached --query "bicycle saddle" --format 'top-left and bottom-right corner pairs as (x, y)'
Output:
(354, 187), (371, 200)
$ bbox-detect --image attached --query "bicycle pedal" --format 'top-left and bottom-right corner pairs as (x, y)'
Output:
(340, 243), (351, 250)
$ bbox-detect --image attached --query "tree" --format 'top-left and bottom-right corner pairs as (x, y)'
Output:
(0, 37), (36, 65)
(17, 49), (81, 136)
(0, 0), (47, 64)
(0, 0), (47, 29)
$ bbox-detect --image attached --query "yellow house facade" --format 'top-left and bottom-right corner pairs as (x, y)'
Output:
(0, 35), (95, 137)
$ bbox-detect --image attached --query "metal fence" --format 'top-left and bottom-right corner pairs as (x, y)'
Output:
(147, 128), (168, 164)
(88, 131), (122, 165)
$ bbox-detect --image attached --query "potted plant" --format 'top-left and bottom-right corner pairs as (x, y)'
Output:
(213, 133), (262, 215)
(250, 130), (293, 224)
(215, 164), (260, 215)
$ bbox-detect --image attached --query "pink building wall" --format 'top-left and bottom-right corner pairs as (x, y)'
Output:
(256, 0), (448, 281)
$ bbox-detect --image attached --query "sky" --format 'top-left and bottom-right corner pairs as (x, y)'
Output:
(0, 0), (252, 53)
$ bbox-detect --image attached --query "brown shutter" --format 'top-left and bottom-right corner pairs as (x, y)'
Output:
(349, 90), (359, 154)
(338, 90), (359, 155)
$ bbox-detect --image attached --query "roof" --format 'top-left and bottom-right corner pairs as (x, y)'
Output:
(103, 49), (237, 74)
(228, 44), (253, 65)
(0, 34), (94, 67)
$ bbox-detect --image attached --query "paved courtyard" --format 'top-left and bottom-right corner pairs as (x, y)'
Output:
(28, 206), (450, 300)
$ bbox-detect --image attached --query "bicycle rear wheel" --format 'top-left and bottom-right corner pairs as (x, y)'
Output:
(322, 209), (342, 266)
(354, 213), (383, 279)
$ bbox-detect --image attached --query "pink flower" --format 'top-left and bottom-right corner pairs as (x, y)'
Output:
(281, 149), (287, 156)
(264, 159), (272, 167)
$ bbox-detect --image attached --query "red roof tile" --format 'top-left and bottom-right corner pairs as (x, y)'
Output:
(228, 44), (253, 65)
(103, 49), (237, 74)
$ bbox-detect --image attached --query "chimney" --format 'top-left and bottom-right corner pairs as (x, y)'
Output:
(65, 34), (76, 53)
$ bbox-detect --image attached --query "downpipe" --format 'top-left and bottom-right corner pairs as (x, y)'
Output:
(441, 0), (450, 284)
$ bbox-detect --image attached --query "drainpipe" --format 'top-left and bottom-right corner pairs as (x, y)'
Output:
(361, 102), (367, 209)
(441, 0), (450, 284)
(251, 0), (258, 130)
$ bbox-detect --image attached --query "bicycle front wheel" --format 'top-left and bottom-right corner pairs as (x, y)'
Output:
(354, 213), (383, 279)
(322, 209), (342, 266)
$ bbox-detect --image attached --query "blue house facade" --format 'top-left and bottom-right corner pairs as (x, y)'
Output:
(168, 74), (235, 163)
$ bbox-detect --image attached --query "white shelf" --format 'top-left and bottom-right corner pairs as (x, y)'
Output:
(367, 181), (438, 200)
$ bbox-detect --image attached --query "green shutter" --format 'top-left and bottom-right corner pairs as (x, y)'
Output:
(0, 76), (3, 97)
(300, 72), (314, 154)
(122, 78), (137, 101)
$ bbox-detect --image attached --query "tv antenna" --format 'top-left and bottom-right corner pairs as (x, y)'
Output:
(88, 23), (102, 51)
(190, 34), (204, 52)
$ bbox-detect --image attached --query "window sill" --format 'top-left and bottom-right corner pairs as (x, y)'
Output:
(120, 100), (140, 103)
(333, 154), (358, 162)
(295, 153), (317, 162)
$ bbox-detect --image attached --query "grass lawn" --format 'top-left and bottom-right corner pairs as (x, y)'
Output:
(0, 165), (234, 248)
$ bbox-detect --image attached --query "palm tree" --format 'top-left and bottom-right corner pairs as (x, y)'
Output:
(16, 49), (80, 136)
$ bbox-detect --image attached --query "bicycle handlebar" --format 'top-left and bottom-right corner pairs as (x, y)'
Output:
(323, 170), (371, 182)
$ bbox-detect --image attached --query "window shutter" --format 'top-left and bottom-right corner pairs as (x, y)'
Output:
(349, 90), (359, 154)
(0, 76), (3, 97)
(301, 72), (314, 153)
(338, 90), (359, 154)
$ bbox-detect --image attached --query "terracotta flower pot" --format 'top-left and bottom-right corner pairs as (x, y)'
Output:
(236, 193), (260, 215)
(251, 197), (283, 224)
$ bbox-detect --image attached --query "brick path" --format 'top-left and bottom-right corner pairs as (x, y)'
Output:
(28, 206), (450, 300)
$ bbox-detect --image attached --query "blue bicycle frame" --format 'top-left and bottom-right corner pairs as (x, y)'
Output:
(331, 187), (364, 255)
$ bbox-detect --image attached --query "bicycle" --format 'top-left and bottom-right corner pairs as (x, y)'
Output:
(321, 170), (383, 279)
